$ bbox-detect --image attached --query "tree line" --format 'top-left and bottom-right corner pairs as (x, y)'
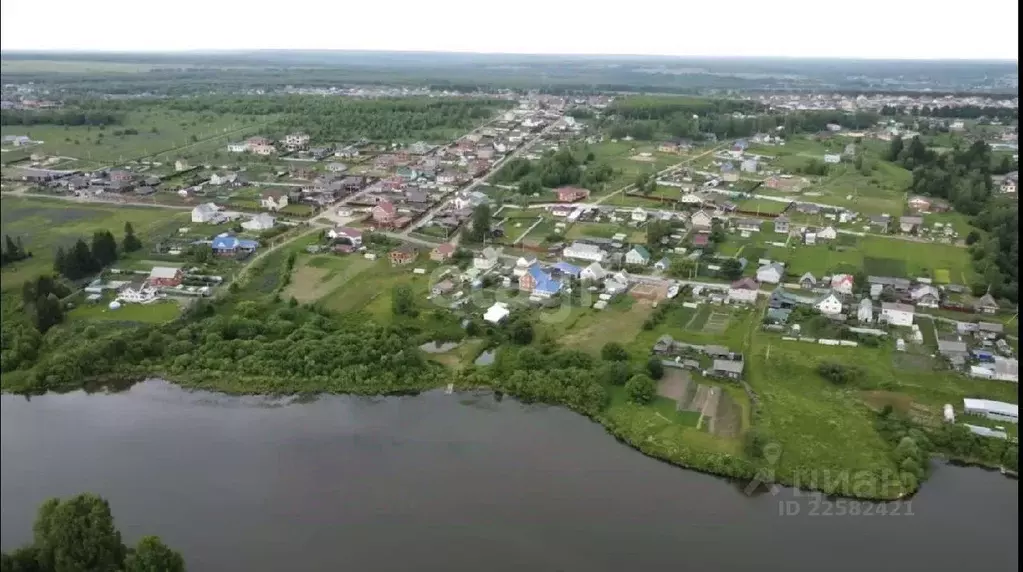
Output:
(1, 493), (184, 572)
(53, 223), (142, 281)
(879, 104), (1018, 121)
(1, 235), (31, 267)
(0, 109), (123, 127)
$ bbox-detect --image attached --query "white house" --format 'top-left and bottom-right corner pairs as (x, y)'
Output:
(563, 241), (607, 263)
(241, 213), (276, 232)
(689, 210), (713, 230)
(260, 192), (289, 211)
(756, 262), (784, 284)
(817, 226), (837, 240)
(857, 298), (874, 323)
(581, 262), (608, 282)
(728, 278), (760, 304)
(209, 172), (237, 186)
(880, 302), (915, 327)
(824, 154), (841, 164)
(814, 292), (843, 315)
(963, 398), (1018, 424)
(474, 247), (502, 270)
(191, 202), (220, 223)
(680, 193), (703, 205)
(118, 281), (160, 304)
(741, 159), (759, 173)
(910, 284), (941, 308)
(830, 273), (854, 295)
(484, 302), (511, 324)
(631, 207), (648, 222)
(604, 276), (629, 295)
(284, 133), (311, 149)
(326, 162), (349, 173)
(227, 142), (249, 153)
(625, 246), (651, 266)
(513, 256), (538, 277)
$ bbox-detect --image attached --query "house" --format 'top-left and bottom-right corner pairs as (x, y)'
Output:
(118, 279), (160, 303)
(227, 142), (249, 153)
(555, 186), (590, 203)
(823, 154), (841, 164)
(857, 298), (874, 323)
(814, 292), (843, 315)
(830, 274), (854, 295)
(899, 216), (924, 234)
(389, 244), (419, 266)
(756, 262), (784, 284)
(173, 160), (189, 172)
(720, 163), (739, 182)
(563, 241), (607, 263)
(513, 256), (538, 278)
(910, 284), (941, 308)
(241, 213), (276, 232)
(326, 162), (349, 173)
(938, 339), (969, 360)
(474, 247), (502, 270)
(108, 170), (134, 183)
(604, 276), (629, 295)
(625, 246), (651, 266)
(484, 302), (511, 324)
(452, 191), (489, 210)
(284, 133), (311, 149)
(976, 322), (1005, 340)
(372, 201), (396, 226)
(260, 192), (289, 211)
(405, 190), (429, 204)
(690, 210), (713, 230)
(974, 293), (999, 314)
(251, 143), (277, 156)
(654, 258), (671, 272)
(869, 215), (891, 232)
(817, 226), (837, 240)
(735, 218), (761, 233)
(432, 280), (456, 296)
(519, 264), (563, 298)
(191, 202), (221, 223)
(551, 261), (582, 278)
(741, 159), (758, 173)
(773, 215), (790, 234)
(963, 398), (1018, 423)
(209, 172), (237, 186)
(329, 226), (363, 246)
(868, 275), (912, 291)
(692, 233), (710, 248)
(430, 243), (456, 262)
(766, 307), (792, 324)
(880, 302), (915, 327)
(631, 207), (648, 223)
(907, 195), (934, 212)
(728, 278), (760, 304)
(211, 235), (259, 256)
(1000, 172), (1017, 194)
(147, 267), (184, 287)
(710, 359), (744, 380)
(799, 272), (817, 290)
(581, 262), (608, 282)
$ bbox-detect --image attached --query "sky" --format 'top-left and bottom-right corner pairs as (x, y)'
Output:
(1, 0), (1018, 60)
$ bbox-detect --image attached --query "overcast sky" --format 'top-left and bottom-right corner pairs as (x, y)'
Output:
(1, 0), (1018, 60)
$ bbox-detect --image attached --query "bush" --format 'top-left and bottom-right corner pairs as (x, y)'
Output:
(600, 342), (629, 361)
(817, 361), (863, 386)
(646, 358), (664, 379)
(598, 361), (631, 386)
(625, 374), (656, 404)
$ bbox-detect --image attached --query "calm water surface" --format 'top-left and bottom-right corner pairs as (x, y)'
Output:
(1, 381), (1017, 572)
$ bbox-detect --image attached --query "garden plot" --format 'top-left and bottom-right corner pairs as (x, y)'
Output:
(702, 311), (731, 334)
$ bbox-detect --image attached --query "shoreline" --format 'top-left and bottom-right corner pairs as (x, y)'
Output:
(5, 374), (1014, 503)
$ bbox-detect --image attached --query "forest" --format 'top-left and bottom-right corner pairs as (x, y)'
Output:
(601, 97), (880, 141)
(0, 108), (123, 126)
(887, 136), (1018, 302)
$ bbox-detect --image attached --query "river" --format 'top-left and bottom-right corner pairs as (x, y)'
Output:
(1, 380), (1017, 572)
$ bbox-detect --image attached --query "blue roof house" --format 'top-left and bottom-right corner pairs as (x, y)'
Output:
(211, 235), (259, 255)
(520, 264), (563, 298)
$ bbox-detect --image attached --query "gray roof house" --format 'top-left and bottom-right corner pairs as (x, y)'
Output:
(710, 359), (744, 379)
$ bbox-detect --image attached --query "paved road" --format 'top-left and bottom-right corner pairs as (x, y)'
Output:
(402, 118), (566, 236)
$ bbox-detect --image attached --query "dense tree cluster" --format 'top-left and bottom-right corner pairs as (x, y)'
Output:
(625, 374), (656, 404)
(145, 95), (510, 142)
(52, 225), (140, 281)
(494, 148), (613, 193)
(0, 109), (123, 126)
(1, 235), (30, 267)
(474, 345), (608, 416)
(0, 493), (183, 572)
(880, 104), (1018, 122)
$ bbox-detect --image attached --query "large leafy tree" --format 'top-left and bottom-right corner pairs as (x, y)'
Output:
(1, 493), (183, 572)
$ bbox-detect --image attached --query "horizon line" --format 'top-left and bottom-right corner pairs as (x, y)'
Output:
(0, 48), (1018, 63)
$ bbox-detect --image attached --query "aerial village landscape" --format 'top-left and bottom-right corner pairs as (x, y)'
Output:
(1, 82), (1019, 499)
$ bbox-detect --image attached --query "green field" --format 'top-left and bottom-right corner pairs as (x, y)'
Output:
(69, 299), (181, 323)
(735, 198), (789, 215)
(586, 141), (687, 193)
(0, 197), (189, 289)
(765, 235), (973, 283)
(1, 110), (261, 163)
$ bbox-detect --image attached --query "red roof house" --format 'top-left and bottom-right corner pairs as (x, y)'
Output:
(372, 200), (396, 226)
(555, 186), (590, 203)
